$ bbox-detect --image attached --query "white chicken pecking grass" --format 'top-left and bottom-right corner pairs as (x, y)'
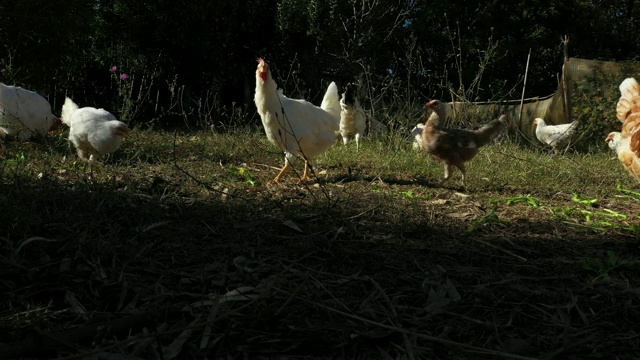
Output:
(0, 83), (61, 143)
(533, 117), (579, 153)
(254, 58), (340, 183)
(61, 97), (130, 165)
(339, 83), (366, 151)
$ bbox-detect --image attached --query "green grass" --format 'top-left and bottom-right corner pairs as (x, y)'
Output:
(1, 127), (639, 359)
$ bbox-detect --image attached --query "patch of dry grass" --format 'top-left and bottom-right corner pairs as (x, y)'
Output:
(1, 127), (639, 359)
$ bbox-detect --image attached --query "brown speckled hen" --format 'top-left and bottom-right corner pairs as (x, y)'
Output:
(606, 77), (640, 182)
(421, 99), (507, 186)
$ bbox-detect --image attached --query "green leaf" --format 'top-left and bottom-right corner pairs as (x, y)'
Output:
(227, 167), (256, 187)
(504, 195), (540, 207)
(597, 209), (627, 219)
(466, 208), (506, 233)
(398, 190), (415, 198)
(572, 193), (598, 206)
(616, 185), (640, 199)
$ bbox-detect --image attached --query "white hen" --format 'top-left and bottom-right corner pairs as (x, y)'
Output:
(339, 83), (366, 151)
(533, 118), (579, 152)
(61, 97), (130, 164)
(411, 123), (425, 150)
(254, 58), (340, 183)
(0, 83), (60, 141)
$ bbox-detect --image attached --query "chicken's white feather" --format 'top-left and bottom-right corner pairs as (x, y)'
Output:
(0, 83), (60, 141)
(254, 58), (340, 182)
(411, 123), (425, 150)
(61, 97), (129, 164)
(321, 82), (341, 121)
(534, 118), (578, 151)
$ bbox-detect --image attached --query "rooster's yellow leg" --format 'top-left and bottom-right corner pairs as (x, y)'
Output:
(298, 160), (313, 182)
(272, 161), (291, 183)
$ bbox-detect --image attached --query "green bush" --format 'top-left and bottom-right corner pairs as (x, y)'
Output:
(571, 77), (622, 152)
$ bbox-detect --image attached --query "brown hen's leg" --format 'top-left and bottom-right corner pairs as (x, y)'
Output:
(440, 163), (453, 184)
(272, 161), (291, 183)
(455, 163), (466, 186)
(298, 160), (312, 183)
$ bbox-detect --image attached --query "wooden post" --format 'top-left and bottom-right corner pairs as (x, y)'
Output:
(561, 36), (570, 123)
(519, 48), (532, 128)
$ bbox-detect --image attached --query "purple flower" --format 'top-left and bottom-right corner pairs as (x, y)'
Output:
(110, 65), (117, 73)
(119, 73), (128, 81)
(0, 68), (5, 74)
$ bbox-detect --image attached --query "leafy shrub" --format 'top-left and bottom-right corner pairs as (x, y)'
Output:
(571, 76), (622, 152)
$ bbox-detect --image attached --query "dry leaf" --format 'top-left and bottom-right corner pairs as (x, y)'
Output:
(425, 287), (451, 313)
(162, 314), (201, 359)
(140, 221), (171, 233)
(65, 290), (88, 315)
(446, 212), (475, 220)
(233, 256), (255, 272)
(444, 279), (461, 301)
(283, 220), (303, 233)
(16, 236), (57, 254)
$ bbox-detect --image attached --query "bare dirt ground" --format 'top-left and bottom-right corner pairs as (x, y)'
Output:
(1, 130), (639, 359)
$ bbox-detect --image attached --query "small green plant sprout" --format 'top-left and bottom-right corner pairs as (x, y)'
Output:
(597, 208), (627, 220)
(504, 195), (540, 207)
(398, 189), (416, 198)
(549, 205), (578, 219)
(615, 185), (640, 200)
(398, 189), (432, 200)
(228, 166), (256, 187)
(555, 205), (629, 231)
(582, 250), (639, 283)
(572, 193), (598, 206)
(466, 208), (507, 233)
(4, 152), (26, 165)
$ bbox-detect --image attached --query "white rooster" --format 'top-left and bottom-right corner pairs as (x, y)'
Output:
(254, 58), (340, 183)
(533, 117), (579, 152)
(606, 77), (640, 182)
(339, 83), (366, 151)
(61, 97), (130, 164)
(0, 83), (60, 141)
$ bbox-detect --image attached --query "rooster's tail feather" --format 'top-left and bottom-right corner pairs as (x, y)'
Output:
(61, 97), (79, 125)
(321, 81), (340, 120)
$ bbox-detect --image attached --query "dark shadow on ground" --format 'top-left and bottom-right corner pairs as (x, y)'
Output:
(1, 173), (639, 359)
